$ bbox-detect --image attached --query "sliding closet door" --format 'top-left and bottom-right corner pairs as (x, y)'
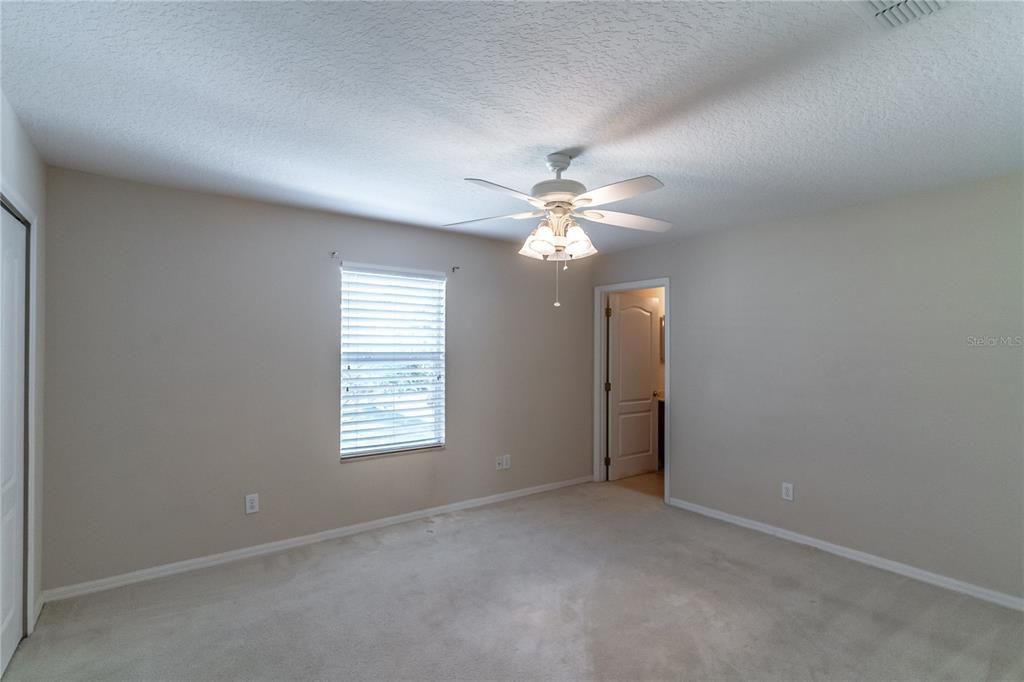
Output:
(0, 204), (27, 673)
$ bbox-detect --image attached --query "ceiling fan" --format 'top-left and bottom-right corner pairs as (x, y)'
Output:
(445, 153), (670, 264)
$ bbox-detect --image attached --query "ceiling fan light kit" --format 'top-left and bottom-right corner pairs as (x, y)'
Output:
(518, 213), (598, 261)
(450, 152), (670, 305)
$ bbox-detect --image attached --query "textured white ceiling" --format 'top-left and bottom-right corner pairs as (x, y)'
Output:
(2, 2), (1021, 251)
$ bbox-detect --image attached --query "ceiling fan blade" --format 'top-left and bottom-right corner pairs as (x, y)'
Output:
(575, 210), (671, 233)
(443, 210), (544, 228)
(465, 178), (547, 208)
(573, 175), (663, 207)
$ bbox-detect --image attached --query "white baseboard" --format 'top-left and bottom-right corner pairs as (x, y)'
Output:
(668, 498), (1023, 612)
(42, 476), (592, 604)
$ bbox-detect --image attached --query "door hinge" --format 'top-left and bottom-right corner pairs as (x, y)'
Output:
(604, 381), (612, 392)
(605, 306), (612, 318)
(604, 456), (611, 467)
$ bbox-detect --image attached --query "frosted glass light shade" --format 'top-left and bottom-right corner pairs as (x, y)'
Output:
(566, 238), (592, 256)
(566, 224), (588, 244)
(573, 243), (599, 259)
(529, 239), (556, 256)
(565, 223), (593, 257)
(518, 232), (544, 259)
(529, 222), (556, 255)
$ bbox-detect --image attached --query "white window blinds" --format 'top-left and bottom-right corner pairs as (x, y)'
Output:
(340, 264), (446, 458)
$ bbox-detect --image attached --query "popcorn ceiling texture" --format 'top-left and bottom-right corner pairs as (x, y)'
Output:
(1, 1), (1021, 251)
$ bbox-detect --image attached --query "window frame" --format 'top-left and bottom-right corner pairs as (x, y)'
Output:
(338, 261), (447, 460)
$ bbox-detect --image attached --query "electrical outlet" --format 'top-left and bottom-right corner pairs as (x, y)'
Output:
(781, 482), (794, 502)
(245, 493), (259, 514)
(502, 454), (511, 469)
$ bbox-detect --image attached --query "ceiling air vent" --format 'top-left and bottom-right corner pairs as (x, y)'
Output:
(849, 0), (947, 29)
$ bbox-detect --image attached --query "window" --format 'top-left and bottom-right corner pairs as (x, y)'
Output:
(340, 264), (446, 458)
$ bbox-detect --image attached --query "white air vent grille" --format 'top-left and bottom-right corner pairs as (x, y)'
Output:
(850, 0), (947, 29)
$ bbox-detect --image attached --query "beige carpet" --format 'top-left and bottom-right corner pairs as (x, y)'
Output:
(11, 475), (1023, 680)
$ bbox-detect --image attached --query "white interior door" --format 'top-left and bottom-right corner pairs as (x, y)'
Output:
(606, 292), (658, 481)
(0, 205), (27, 673)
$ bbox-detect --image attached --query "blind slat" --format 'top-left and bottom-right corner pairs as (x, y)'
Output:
(342, 434), (441, 449)
(342, 379), (444, 387)
(341, 304), (445, 314)
(342, 284), (447, 297)
(342, 396), (445, 411)
(342, 393), (445, 406)
(342, 314), (443, 324)
(342, 416), (444, 432)
(342, 375), (443, 384)
(342, 434), (440, 448)
(342, 411), (443, 426)
(342, 422), (444, 438)
(343, 271), (443, 285)
(341, 323), (446, 331)
(342, 366), (443, 375)
(341, 421), (443, 437)
(342, 353), (443, 362)
(344, 346), (444, 350)
(340, 265), (446, 458)
(342, 280), (444, 293)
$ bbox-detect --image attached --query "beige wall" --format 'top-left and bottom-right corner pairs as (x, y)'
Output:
(1, 93), (46, 625)
(595, 174), (1024, 597)
(42, 168), (593, 589)
(40, 165), (1024, 599)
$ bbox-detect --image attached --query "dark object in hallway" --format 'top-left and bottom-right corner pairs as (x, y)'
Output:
(658, 399), (665, 470)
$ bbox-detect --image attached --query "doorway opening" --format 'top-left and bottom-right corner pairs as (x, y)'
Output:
(593, 279), (669, 503)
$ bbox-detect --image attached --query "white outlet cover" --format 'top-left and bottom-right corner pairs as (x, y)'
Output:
(502, 454), (511, 469)
(781, 482), (794, 501)
(245, 493), (259, 514)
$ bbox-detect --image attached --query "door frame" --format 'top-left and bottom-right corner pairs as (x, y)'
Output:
(593, 277), (670, 502)
(0, 186), (40, 638)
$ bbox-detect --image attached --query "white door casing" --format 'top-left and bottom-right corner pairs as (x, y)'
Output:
(607, 292), (658, 481)
(0, 206), (26, 673)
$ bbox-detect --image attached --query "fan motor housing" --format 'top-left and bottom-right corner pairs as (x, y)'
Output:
(531, 178), (586, 203)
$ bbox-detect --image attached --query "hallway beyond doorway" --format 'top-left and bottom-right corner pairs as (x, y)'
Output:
(611, 471), (664, 498)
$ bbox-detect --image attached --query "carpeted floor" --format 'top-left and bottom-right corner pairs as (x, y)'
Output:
(10, 475), (1023, 680)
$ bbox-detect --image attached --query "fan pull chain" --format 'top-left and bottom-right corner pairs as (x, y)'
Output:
(553, 261), (561, 307)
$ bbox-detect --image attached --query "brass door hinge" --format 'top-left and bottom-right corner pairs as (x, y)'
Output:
(604, 381), (612, 392)
(605, 306), (612, 318)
